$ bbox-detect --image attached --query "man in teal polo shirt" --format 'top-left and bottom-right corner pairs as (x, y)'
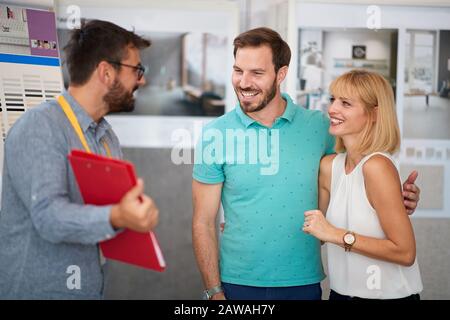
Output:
(192, 27), (420, 300)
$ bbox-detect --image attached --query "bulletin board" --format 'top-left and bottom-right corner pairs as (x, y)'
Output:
(0, 4), (63, 202)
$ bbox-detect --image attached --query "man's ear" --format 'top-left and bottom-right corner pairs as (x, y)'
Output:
(97, 61), (115, 86)
(276, 65), (288, 85)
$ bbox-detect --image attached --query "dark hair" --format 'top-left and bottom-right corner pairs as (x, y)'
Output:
(64, 20), (151, 85)
(233, 27), (291, 73)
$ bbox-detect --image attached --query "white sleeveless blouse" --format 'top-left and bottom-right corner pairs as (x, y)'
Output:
(326, 152), (423, 299)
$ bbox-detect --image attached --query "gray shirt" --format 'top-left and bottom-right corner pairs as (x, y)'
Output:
(0, 91), (122, 299)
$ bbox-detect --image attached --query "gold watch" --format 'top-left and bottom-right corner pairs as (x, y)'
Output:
(343, 231), (356, 252)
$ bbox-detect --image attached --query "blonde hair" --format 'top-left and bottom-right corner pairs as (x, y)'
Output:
(329, 69), (400, 155)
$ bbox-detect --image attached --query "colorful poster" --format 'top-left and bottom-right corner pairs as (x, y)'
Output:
(27, 8), (59, 58)
(0, 4), (62, 139)
(0, 4), (63, 201)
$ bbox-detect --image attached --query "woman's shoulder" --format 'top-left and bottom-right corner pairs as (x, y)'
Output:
(362, 153), (398, 181)
(363, 153), (396, 169)
(320, 153), (338, 177)
(321, 153), (338, 164)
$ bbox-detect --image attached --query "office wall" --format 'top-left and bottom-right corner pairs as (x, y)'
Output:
(102, 147), (450, 299)
(104, 147), (202, 299)
(322, 29), (392, 87)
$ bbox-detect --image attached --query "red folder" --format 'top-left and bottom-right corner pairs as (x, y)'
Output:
(68, 150), (166, 272)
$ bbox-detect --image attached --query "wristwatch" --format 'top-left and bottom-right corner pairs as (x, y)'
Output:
(343, 231), (356, 252)
(203, 285), (224, 300)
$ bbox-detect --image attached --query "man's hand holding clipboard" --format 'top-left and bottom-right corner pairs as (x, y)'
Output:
(110, 178), (159, 233)
(69, 150), (166, 272)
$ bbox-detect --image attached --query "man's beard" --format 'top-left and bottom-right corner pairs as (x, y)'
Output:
(104, 79), (138, 114)
(237, 78), (277, 113)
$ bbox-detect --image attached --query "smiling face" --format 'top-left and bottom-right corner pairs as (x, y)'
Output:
(232, 45), (280, 113)
(327, 70), (401, 155)
(104, 46), (146, 113)
(328, 93), (371, 141)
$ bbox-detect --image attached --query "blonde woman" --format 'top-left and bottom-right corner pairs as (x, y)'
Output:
(303, 70), (423, 300)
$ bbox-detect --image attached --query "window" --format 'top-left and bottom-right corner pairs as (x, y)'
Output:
(405, 30), (436, 93)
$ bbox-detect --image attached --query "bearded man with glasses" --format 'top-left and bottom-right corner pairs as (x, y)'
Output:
(0, 20), (159, 299)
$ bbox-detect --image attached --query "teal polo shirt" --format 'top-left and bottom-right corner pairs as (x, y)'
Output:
(193, 93), (335, 287)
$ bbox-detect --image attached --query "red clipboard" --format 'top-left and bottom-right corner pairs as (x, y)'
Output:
(68, 150), (166, 272)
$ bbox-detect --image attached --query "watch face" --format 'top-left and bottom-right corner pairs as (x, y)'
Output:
(344, 233), (355, 244)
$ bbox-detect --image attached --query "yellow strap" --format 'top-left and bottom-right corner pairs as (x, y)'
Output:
(102, 140), (111, 158)
(57, 95), (111, 158)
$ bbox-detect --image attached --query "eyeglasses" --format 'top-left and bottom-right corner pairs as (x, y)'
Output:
(108, 61), (146, 80)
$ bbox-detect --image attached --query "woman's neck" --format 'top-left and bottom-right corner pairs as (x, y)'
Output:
(343, 137), (365, 172)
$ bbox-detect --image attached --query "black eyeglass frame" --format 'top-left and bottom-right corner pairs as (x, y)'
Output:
(107, 61), (146, 80)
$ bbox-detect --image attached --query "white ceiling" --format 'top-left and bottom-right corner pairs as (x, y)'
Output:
(298, 0), (450, 6)
(2, 0), (54, 10)
(4, 0), (450, 11)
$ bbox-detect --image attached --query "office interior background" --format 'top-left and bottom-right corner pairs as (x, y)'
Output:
(0, 0), (449, 299)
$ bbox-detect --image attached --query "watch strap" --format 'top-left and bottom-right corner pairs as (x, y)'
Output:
(204, 285), (223, 300)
